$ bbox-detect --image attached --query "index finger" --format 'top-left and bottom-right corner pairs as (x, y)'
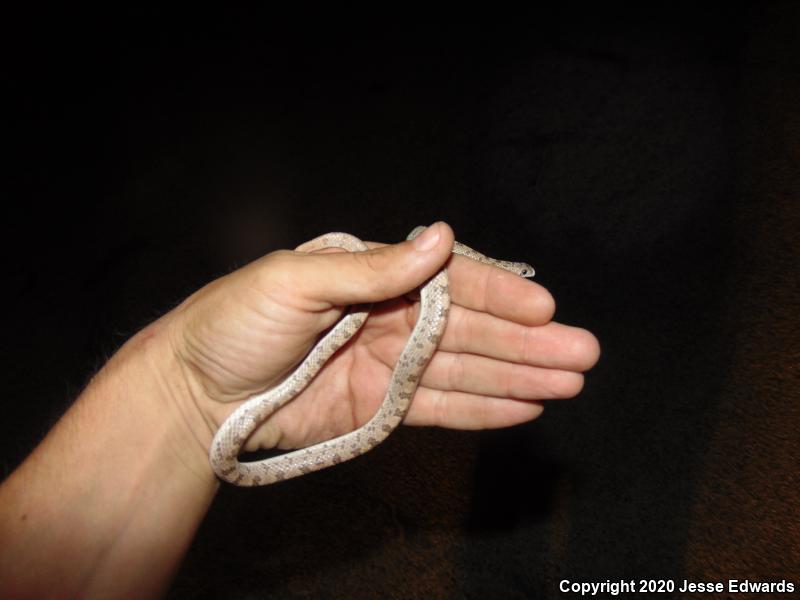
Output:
(364, 239), (554, 325)
(446, 253), (555, 326)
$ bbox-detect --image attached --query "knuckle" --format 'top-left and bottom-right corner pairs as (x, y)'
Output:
(353, 249), (391, 295)
(480, 266), (494, 312)
(433, 389), (449, 427)
(520, 326), (534, 363)
(455, 309), (473, 352)
(264, 248), (296, 267)
(254, 249), (299, 290)
(505, 363), (521, 398)
(354, 248), (385, 274)
(476, 396), (491, 428)
(258, 249), (296, 279)
(448, 354), (465, 390)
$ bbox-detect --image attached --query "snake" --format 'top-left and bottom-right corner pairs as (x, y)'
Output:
(209, 226), (535, 486)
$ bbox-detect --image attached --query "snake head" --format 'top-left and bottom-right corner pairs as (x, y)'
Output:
(515, 262), (536, 278)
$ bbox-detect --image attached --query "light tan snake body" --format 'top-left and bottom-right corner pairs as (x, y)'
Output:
(210, 226), (534, 486)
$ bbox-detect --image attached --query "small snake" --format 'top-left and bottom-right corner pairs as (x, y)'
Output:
(209, 226), (534, 486)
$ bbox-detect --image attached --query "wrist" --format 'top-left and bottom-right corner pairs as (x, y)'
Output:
(111, 311), (219, 487)
(0, 311), (219, 598)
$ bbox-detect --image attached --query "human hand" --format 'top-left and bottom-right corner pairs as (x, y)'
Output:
(167, 222), (600, 461)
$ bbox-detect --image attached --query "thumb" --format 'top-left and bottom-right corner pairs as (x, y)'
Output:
(298, 222), (455, 307)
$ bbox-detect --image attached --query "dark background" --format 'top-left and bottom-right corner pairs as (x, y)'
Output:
(4, 5), (798, 598)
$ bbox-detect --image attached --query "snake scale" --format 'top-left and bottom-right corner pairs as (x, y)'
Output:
(210, 226), (534, 486)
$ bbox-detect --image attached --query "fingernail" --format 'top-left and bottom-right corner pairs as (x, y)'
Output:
(412, 223), (441, 252)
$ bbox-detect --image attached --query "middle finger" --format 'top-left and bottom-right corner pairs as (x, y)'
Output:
(428, 304), (599, 372)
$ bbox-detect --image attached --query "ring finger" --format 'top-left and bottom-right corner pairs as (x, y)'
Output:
(418, 350), (586, 400)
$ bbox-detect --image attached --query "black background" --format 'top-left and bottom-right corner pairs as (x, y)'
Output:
(4, 5), (798, 598)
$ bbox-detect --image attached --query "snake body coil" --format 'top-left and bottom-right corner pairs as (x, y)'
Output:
(209, 226), (534, 486)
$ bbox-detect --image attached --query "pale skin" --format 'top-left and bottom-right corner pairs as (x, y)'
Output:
(0, 222), (600, 598)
